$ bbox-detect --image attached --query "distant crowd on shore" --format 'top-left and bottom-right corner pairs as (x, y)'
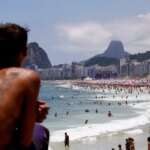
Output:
(112, 136), (150, 150)
(62, 134), (150, 150)
(111, 137), (135, 150)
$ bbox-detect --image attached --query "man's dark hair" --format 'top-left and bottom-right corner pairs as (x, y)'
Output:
(0, 23), (29, 67)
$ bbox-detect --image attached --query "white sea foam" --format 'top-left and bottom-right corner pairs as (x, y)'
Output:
(124, 129), (143, 135)
(50, 114), (149, 142)
(57, 83), (72, 89)
(57, 83), (85, 91)
(82, 137), (97, 144)
(59, 95), (64, 99)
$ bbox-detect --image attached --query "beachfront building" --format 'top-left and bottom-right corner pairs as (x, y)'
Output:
(144, 59), (150, 75)
(37, 68), (50, 80)
(37, 68), (63, 80)
(129, 61), (147, 77)
(86, 65), (97, 79)
(120, 58), (150, 77)
(95, 65), (118, 79)
(120, 58), (130, 77)
(61, 64), (72, 79)
(71, 62), (87, 79)
(85, 64), (118, 79)
(37, 63), (86, 80)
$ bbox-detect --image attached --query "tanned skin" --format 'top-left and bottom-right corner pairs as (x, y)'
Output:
(0, 67), (40, 149)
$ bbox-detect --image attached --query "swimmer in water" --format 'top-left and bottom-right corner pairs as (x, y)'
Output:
(54, 112), (58, 117)
(108, 111), (112, 117)
(85, 119), (88, 124)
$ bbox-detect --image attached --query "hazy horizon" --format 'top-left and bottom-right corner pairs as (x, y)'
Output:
(1, 0), (150, 65)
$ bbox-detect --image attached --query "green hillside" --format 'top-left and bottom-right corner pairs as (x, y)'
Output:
(130, 51), (150, 62)
(84, 56), (119, 66)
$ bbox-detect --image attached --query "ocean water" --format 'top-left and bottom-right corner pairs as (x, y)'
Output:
(39, 81), (150, 150)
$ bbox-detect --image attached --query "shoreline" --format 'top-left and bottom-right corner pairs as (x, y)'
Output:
(50, 124), (150, 150)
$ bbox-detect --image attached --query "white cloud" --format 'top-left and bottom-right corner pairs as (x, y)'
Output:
(56, 23), (112, 53)
(55, 12), (150, 55)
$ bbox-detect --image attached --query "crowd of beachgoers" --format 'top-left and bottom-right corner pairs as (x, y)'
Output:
(71, 78), (150, 88)
(70, 79), (150, 100)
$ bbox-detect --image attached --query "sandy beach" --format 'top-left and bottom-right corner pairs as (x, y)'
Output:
(49, 122), (150, 150)
(50, 128), (148, 150)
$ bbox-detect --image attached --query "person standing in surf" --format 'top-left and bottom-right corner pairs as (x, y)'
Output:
(64, 132), (69, 147)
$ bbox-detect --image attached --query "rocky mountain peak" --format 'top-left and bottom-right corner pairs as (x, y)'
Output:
(22, 42), (52, 69)
(102, 40), (129, 59)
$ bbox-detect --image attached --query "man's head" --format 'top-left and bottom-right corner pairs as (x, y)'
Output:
(0, 23), (29, 68)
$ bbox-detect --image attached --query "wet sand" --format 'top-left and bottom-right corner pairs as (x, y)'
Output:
(49, 125), (150, 150)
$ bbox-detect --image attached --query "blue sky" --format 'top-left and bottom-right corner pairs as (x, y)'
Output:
(1, 0), (150, 64)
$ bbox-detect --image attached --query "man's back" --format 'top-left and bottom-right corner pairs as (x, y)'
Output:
(0, 67), (40, 149)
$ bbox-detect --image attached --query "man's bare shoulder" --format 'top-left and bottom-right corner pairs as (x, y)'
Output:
(2, 67), (40, 84)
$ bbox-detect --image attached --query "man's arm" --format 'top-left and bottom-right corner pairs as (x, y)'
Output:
(36, 100), (49, 123)
(19, 71), (40, 147)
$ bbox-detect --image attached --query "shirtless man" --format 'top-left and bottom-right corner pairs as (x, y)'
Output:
(0, 23), (49, 149)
